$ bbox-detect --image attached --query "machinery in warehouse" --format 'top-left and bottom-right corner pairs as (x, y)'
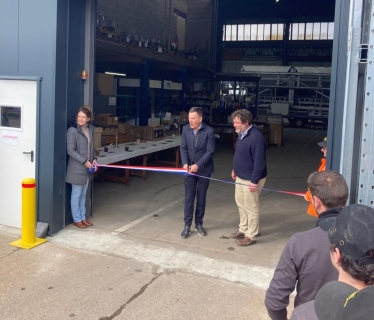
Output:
(240, 66), (331, 129)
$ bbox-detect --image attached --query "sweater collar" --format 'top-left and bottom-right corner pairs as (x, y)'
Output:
(316, 207), (342, 230)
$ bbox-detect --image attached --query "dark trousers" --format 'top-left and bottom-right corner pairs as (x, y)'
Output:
(183, 174), (210, 227)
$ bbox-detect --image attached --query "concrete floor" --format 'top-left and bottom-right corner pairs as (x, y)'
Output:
(0, 128), (326, 320)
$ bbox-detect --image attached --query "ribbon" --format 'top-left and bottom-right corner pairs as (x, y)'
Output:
(95, 163), (305, 197)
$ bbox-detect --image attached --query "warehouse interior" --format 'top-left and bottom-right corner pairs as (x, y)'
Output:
(90, 0), (334, 224)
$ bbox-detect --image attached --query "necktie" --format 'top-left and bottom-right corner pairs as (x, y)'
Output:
(193, 131), (199, 148)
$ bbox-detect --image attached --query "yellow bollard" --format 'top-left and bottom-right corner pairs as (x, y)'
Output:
(10, 178), (47, 249)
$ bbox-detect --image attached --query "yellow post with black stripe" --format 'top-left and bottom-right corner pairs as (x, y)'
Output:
(10, 178), (47, 249)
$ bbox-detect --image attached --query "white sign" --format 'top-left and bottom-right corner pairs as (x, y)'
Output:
(164, 112), (171, 120)
(2, 130), (18, 146)
(109, 97), (117, 105)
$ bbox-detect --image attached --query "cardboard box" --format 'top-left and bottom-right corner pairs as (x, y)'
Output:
(101, 127), (117, 136)
(94, 127), (103, 148)
(268, 123), (283, 146)
(129, 125), (164, 141)
(102, 133), (130, 145)
(118, 122), (130, 134)
(95, 113), (118, 125)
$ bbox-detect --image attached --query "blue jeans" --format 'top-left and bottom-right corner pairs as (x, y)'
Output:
(71, 175), (89, 222)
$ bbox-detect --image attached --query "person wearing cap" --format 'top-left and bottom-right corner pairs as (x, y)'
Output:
(290, 204), (374, 320)
(265, 170), (348, 320)
(304, 137), (327, 217)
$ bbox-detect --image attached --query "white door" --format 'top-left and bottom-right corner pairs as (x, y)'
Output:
(0, 79), (38, 228)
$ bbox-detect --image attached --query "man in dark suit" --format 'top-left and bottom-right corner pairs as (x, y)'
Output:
(180, 107), (215, 239)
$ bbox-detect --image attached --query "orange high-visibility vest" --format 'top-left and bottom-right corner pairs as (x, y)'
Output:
(305, 158), (326, 217)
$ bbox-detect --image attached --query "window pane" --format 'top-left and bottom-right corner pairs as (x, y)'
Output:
(251, 24), (257, 40)
(231, 25), (237, 41)
(291, 23), (298, 40)
(264, 24), (271, 40)
(270, 24), (277, 40)
(277, 24), (284, 40)
(238, 24), (244, 41)
(1, 106), (21, 128)
(328, 22), (334, 39)
(298, 23), (305, 40)
(244, 24), (251, 40)
(313, 23), (321, 40)
(305, 23), (313, 40)
(223, 25), (226, 41)
(226, 25), (231, 41)
(320, 22), (328, 39)
(257, 24), (264, 40)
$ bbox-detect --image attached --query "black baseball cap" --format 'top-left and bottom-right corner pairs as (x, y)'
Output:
(328, 204), (374, 263)
(315, 281), (374, 320)
(317, 137), (327, 148)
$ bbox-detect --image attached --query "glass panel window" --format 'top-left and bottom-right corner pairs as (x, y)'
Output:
(257, 24), (264, 40)
(244, 24), (251, 40)
(231, 25), (237, 41)
(277, 24), (284, 40)
(305, 23), (313, 40)
(264, 24), (271, 40)
(238, 25), (244, 41)
(313, 23), (321, 40)
(250, 24), (257, 40)
(328, 22), (334, 39)
(225, 25), (232, 41)
(271, 24), (277, 40)
(222, 25), (226, 41)
(1, 106), (21, 129)
(298, 23), (305, 40)
(320, 22), (328, 39)
(291, 23), (298, 40)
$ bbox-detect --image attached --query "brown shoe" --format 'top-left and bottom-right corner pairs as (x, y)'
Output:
(82, 220), (93, 226)
(236, 237), (256, 246)
(74, 221), (87, 228)
(230, 230), (245, 239)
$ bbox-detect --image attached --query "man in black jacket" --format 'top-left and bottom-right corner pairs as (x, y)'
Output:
(265, 170), (349, 320)
(180, 107), (215, 239)
(230, 109), (267, 246)
(290, 203), (374, 320)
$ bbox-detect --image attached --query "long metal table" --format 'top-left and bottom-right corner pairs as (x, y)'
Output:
(97, 136), (181, 186)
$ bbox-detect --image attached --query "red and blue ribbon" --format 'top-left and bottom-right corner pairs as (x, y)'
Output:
(95, 163), (305, 197)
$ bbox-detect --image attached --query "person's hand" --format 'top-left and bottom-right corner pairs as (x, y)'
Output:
(85, 161), (92, 169)
(249, 183), (258, 193)
(304, 195), (308, 201)
(183, 164), (189, 171)
(92, 159), (97, 165)
(231, 170), (237, 180)
(189, 164), (198, 173)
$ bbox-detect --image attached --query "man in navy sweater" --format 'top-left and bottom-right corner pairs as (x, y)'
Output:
(230, 109), (267, 246)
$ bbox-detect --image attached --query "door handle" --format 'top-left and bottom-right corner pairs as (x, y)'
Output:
(23, 150), (34, 162)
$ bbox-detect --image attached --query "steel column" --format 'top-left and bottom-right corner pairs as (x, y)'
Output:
(357, 0), (374, 207)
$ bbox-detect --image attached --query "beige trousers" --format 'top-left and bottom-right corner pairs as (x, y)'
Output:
(235, 176), (266, 239)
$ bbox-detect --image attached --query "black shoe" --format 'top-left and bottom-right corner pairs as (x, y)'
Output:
(195, 225), (207, 236)
(181, 226), (190, 239)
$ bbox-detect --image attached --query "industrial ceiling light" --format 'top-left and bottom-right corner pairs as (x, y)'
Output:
(105, 72), (127, 77)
